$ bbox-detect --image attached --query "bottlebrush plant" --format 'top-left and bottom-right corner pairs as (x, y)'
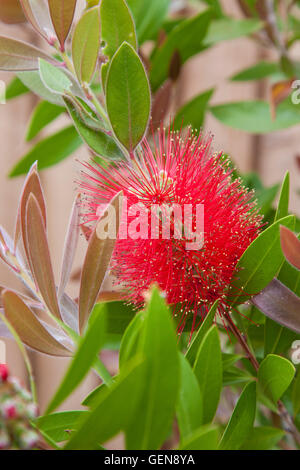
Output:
(0, 0), (299, 452)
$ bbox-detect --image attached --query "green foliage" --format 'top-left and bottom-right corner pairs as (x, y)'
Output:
(258, 355), (295, 404)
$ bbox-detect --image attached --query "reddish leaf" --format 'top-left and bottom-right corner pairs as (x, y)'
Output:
(20, 0), (54, 43)
(2, 290), (71, 356)
(0, 36), (55, 71)
(25, 193), (61, 319)
(280, 226), (300, 270)
(252, 279), (300, 334)
(58, 194), (80, 299)
(270, 79), (294, 120)
(79, 191), (123, 332)
(48, 0), (77, 52)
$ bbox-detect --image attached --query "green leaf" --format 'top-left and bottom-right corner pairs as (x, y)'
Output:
(222, 353), (242, 371)
(9, 126), (82, 177)
(0, 36), (55, 71)
(37, 411), (88, 443)
(127, 0), (170, 44)
(229, 215), (295, 306)
(150, 10), (212, 91)
(219, 382), (256, 450)
(258, 354), (295, 404)
(39, 59), (72, 95)
(119, 312), (144, 369)
(211, 99), (300, 134)
(6, 77), (28, 100)
(205, 18), (262, 45)
(46, 305), (106, 413)
(231, 61), (281, 82)
(173, 89), (214, 131)
(65, 359), (145, 449)
(48, 0), (77, 51)
(125, 287), (180, 450)
(176, 353), (203, 440)
(193, 325), (222, 424)
(72, 6), (100, 84)
(240, 426), (285, 450)
(275, 172), (290, 222)
(17, 71), (65, 106)
(106, 42), (150, 152)
(26, 101), (64, 141)
(100, 0), (137, 86)
(179, 425), (219, 450)
(292, 371), (300, 417)
(186, 300), (219, 366)
(64, 97), (125, 161)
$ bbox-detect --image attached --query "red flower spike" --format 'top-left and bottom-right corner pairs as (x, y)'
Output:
(79, 128), (262, 333)
(0, 364), (9, 382)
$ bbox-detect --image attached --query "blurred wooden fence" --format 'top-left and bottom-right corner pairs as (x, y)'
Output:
(0, 0), (299, 415)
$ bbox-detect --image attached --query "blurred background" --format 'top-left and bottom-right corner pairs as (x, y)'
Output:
(0, 0), (299, 430)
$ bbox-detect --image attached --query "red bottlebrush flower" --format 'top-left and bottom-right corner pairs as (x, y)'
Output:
(80, 129), (262, 332)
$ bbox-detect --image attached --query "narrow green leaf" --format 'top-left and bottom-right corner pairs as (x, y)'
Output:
(119, 312), (144, 369)
(6, 76), (28, 100)
(37, 411), (88, 442)
(48, 0), (77, 51)
(72, 6), (100, 84)
(258, 354), (295, 404)
(229, 215), (295, 306)
(9, 126), (82, 177)
(211, 99), (300, 134)
(65, 359), (145, 449)
(150, 10), (212, 91)
(125, 287), (180, 450)
(26, 101), (64, 141)
(231, 61), (281, 82)
(186, 300), (219, 366)
(106, 42), (150, 151)
(193, 325), (222, 424)
(39, 58), (72, 95)
(173, 89), (214, 131)
(179, 425), (219, 450)
(176, 353), (203, 440)
(205, 18), (262, 45)
(240, 427), (285, 450)
(100, 0), (137, 86)
(219, 382), (256, 450)
(46, 305), (107, 414)
(64, 97), (125, 161)
(275, 172), (290, 222)
(127, 0), (170, 44)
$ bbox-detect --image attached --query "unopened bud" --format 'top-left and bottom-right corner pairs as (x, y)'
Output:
(0, 364), (8, 382)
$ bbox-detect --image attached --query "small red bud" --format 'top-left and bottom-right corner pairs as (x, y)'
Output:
(0, 363), (9, 382)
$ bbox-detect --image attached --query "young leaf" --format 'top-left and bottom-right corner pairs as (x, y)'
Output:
(26, 101), (64, 141)
(72, 6), (100, 84)
(193, 325), (222, 424)
(79, 192), (123, 332)
(48, 0), (77, 51)
(275, 172), (290, 222)
(46, 305), (107, 414)
(0, 36), (55, 71)
(252, 279), (300, 334)
(37, 411), (88, 443)
(150, 10), (212, 91)
(65, 359), (145, 449)
(186, 300), (219, 366)
(106, 42), (151, 152)
(20, 0), (54, 42)
(280, 226), (300, 270)
(25, 193), (61, 319)
(39, 58), (72, 95)
(100, 0), (137, 86)
(127, 0), (170, 44)
(229, 215), (295, 306)
(64, 97), (125, 161)
(219, 382), (256, 450)
(58, 194), (80, 300)
(240, 427), (285, 450)
(125, 287), (180, 450)
(258, 354), (295, 404)
(179, 425), (219, 450)
(2, 290), (71, 356)
(173, 89), (214, 131)
(9, 126), (82, 177)
(176, 353), (203, 440)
